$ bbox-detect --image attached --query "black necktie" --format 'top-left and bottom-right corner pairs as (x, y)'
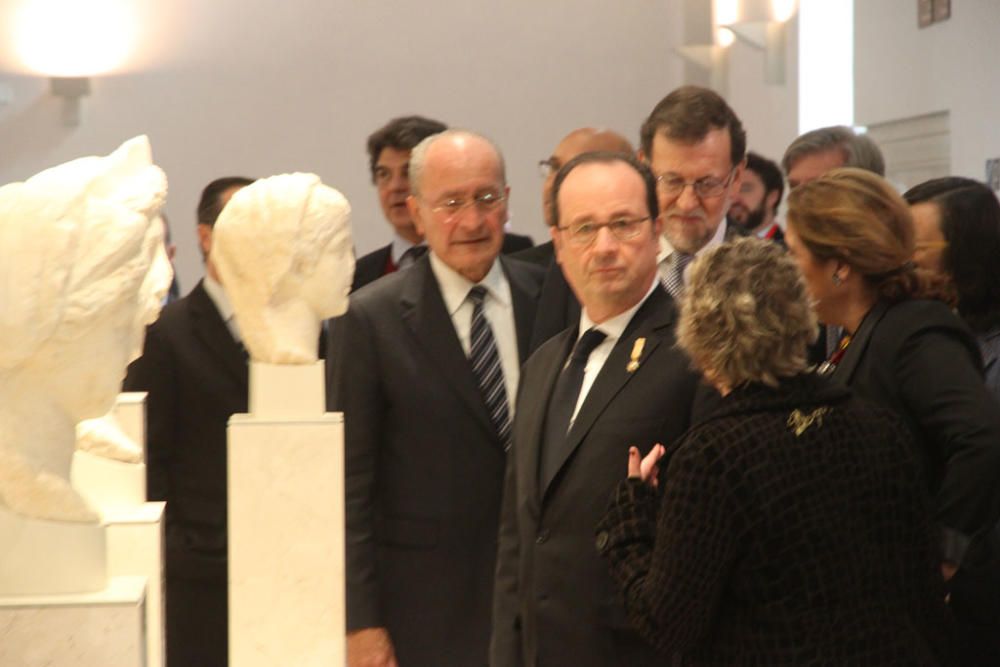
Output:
(540, 328), (607, 488)
(468, 286), (511, 450)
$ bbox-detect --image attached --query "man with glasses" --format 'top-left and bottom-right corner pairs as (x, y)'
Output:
(328, 130), (543, 667)
(492, 151), (709, 667)
(516, 127), (635, 352)
(638, 86), (746, 298)
(353, 116), (533, 293)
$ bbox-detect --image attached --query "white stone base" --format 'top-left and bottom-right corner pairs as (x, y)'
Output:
(105, 502), (165, 667)
(0, 575), (146, 667)
(228, 361), (344, 666)
(71, 450), (146, 510)
(0, 508), (106, 596)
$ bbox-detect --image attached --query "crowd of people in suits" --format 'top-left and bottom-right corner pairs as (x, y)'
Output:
(124, 84), (1000, 666)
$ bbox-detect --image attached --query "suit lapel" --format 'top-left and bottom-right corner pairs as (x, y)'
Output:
(502, 255), (542, 363)
(401, 258), (497, 443)
(831, 300), (889, 385)
(541, 287), (676, 499)
(188, 280), (248, 392)
(520, 329), (577, 514)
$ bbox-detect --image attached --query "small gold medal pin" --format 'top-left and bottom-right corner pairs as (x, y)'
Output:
(627, 337), (646, 373)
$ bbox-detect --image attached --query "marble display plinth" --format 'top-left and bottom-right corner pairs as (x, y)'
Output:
(0, 575), (146, 667)
(112, 392), (148, 457)
(228, 361), (345, 667)
(105, 502), (165, 667)
(71, 392), (148, 509)
(0, 508), (106, 596)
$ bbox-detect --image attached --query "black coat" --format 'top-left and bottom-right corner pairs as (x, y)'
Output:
(328, 255), (542, 667)
(491, 287), (710, 667)
(832, 299), (1000, 539)
(598, 374), (956, 665)
(123, 279), (248, 667)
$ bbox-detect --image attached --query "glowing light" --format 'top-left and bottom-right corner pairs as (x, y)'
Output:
(716, 27), (735, 48)
(14, 0), (137, 76)
(771, 0), (798, 23)
(714, 0), (740, 26)
(798, 0), (853, 131)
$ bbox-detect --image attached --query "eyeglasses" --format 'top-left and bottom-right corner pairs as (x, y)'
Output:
(428, 191), (506, 222)
(656, 167), (736, 199)
(557, 217), (650, 247)
(538, 158), (560, 178)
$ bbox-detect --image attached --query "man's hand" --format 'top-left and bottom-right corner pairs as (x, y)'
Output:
(347, 627), (398, 667)
(627, 443), (666, 489)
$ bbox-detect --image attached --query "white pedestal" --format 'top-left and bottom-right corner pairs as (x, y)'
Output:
(228, 361), (345, 667)
(0, 575), (147, 667)
(72, 392), (148, 509)
(114, 392), (148, 456)
(0, 508), (106, 596)
(105, 502), (166, 667)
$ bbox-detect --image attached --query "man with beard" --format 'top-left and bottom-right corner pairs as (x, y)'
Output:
(727, 151), (785, 244)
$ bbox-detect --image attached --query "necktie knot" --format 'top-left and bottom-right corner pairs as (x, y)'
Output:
(571, 328), (607, 364)
(468, 285), (488, 306)
(399, 245), (427, 267)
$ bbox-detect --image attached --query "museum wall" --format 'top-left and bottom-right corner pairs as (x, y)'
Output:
(854, 0), (1000, 181)
(0, 1), (808, 292)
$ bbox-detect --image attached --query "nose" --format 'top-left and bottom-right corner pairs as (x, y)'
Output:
(591, 224), (620, 254)
(389, 170), (408, 191)
(675, 184), (701, 212)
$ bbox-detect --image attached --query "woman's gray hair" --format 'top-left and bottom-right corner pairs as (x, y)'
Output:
(676, 237), (818, 389)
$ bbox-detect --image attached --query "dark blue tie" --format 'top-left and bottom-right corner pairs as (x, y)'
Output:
(468, 286), (511, 450)
(540, 328), (607, 489)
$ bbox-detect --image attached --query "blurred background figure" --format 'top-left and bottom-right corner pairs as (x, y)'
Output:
(727, 151), (785, 244)
(598, 237), (955, 664)
(903, 177), (1000, 397)
(786, 168), (1000, 664)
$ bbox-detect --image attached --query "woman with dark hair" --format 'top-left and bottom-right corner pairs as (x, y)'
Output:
(785, 168), (1000, 662)
(597, 238), (954, 664)
(903, 176), (1000, 396)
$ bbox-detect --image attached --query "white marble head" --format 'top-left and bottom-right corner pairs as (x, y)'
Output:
(212, 172), (355, 364)
(0, 136), (168, 522)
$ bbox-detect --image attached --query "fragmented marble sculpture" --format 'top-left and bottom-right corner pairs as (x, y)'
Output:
(76, 210), (174, 464)
(0, 136), (168, 523)
(212, 172), (354, 364)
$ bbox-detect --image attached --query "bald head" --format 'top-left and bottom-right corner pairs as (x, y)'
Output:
(543, 128), (634, 226)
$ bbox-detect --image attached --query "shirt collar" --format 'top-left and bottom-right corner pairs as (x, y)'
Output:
(202, 273), (242, 341)
(429, 252), (509, 316)
(390, 235), (421, 264)
(202, 273), (235, 322)
(657, 218), (728, 263)
(579, 277), (658, 341)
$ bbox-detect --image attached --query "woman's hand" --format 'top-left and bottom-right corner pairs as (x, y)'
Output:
(628, 444), (666, 489)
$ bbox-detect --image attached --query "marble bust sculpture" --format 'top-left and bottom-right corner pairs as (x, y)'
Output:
(0, 136), (167, 523)
(212, 172), (355, 364)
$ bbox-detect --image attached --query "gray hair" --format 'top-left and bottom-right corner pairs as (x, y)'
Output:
(676, 237), (818, 389)
(408, 129), (506, 198)
(782, 125), (885, 176)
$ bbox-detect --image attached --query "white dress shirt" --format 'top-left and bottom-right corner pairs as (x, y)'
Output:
(656, 220), (728, 285)
(202, 273), (242, 343)
(570, 278), (659, 423)
(429, 253), (520, 417)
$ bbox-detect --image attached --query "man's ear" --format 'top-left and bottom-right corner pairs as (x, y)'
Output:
(765, 189), (780, 214)
(197, 224), (212, 260)
(550, 225), (563, 264)
(407, 196), (424, 236)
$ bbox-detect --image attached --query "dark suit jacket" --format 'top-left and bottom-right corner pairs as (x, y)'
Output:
(123, 279), (248, 667)
(597, 374), (955, 665)
(832, 299), (1000, 539)
(352, 234), (535, 293)
(491, 286), (711, 667)
(328, 255), (543, 667)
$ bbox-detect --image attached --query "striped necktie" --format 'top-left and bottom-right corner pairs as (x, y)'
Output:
(467, 286), (511, 450)
(662, 252), (693, 298)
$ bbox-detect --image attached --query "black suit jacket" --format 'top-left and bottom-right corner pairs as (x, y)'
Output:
(123, 279), (248, 667)
(491, 286), (712, 667)
(328, 255), (543, 667)
(352, 234), (535, 293)
(832, 299), (1000, 538)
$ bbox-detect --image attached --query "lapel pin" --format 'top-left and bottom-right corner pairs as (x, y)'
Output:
(626, 337), (646, 373)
